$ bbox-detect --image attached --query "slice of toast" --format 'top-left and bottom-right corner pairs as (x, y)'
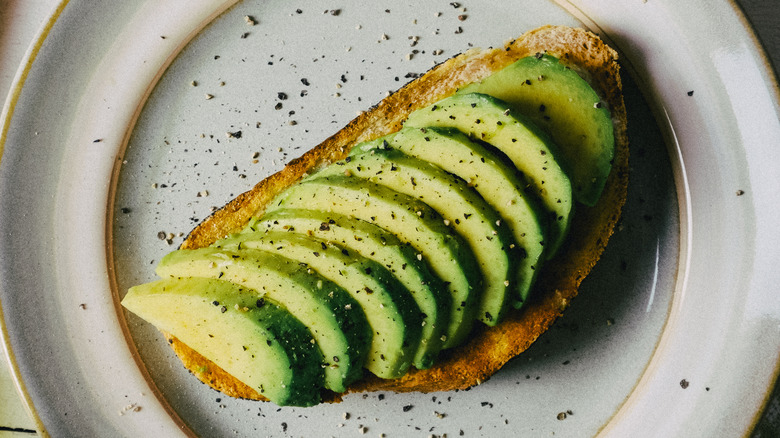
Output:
(162, 24), (629, 402)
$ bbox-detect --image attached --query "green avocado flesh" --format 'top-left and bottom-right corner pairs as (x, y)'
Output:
(245, 209), (450, 370)
(404, 92), (573, 255)
(458, 54), (614, 206)
(351, 126), (547, 304)
(267, 175), (481, 348)
(156, 247), (371, 393)
(123, 277), (323, 406)
(121, 53), (616, 406)
(313, 148), (517, 324)
(217, 231), (422, 379)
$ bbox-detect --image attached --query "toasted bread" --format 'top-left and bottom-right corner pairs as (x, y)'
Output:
(162, 24), (628, 402)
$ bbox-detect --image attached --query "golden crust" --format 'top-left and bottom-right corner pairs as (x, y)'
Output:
(165, 25), (629, 402)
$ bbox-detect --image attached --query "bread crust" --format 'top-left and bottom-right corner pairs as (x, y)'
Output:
(165, 25), (629, 402)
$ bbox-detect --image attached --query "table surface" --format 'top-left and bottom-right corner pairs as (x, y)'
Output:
(1, 0), (778, 436)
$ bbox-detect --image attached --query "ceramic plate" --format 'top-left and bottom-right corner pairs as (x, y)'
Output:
(1, 0), (778, 436)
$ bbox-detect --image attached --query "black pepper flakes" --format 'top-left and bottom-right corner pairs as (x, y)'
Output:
(687, 90), (694, 96)
(680, 379), (690, 389)
(403, 404), (414, 412)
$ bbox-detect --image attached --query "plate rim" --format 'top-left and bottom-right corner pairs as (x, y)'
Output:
(0, 0), (70, 434)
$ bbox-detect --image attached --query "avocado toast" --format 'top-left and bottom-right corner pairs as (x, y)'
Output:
(122, 25), (628, 406)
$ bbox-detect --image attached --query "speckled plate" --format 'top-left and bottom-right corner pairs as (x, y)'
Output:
(1, 0), (778, 437)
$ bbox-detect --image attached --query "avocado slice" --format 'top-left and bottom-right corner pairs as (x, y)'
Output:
(314, 148), (517, 325)
(404, 92), (573, 255)
(246, 209), (450, 369)
(156, 247), (371, 393)
(352, 126), (546, 304)
(267, 175), (481, 348)
(458, 54), (614, 206)
(217, 231), (422, 379)
(122, 277), (324, 406)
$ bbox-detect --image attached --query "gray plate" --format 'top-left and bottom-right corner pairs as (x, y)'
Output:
(1, 0), (778, 437)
